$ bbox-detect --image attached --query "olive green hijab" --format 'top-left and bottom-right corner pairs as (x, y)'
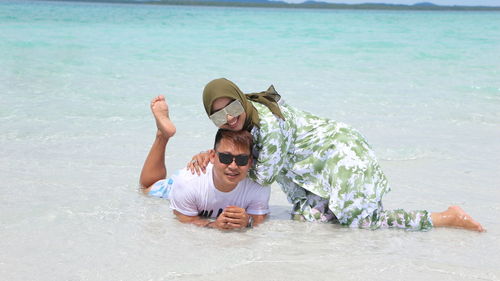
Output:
(203, 78), (285, 130)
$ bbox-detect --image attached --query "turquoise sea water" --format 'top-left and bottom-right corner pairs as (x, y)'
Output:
(1, 1), (500, 280)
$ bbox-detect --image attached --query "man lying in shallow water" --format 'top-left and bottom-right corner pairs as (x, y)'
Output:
(139, 95), (270, 230)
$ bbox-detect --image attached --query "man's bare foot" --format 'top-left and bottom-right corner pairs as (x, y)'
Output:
(151, 95), (176, 139)
(431, 206), (484, 232)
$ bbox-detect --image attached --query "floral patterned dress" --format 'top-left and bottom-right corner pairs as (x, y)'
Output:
(249, 101), (432, 230)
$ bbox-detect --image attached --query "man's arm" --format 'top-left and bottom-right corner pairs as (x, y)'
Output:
(173, 210), (238, 230)
(173, 208), (266, 230)
(173, 210), (211, 227)
(251, 214), (267, 226)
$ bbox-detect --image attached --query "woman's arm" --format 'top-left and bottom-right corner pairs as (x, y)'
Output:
(249, 118), (290, 186)
(186, 150), (213, 175)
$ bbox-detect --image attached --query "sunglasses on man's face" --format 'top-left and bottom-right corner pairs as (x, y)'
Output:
(216, 152), (250, 166)
(209, 100), (245, 127)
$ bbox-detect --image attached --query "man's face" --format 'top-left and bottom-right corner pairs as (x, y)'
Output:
(210, 138), (252, 191)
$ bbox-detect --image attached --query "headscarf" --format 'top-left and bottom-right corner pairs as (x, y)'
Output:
(203, 78), (285, 130)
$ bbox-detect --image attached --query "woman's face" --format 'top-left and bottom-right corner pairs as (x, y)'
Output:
(211, 97), (246, 131)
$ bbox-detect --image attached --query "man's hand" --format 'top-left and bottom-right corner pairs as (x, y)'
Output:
(214, 206), (250, 230)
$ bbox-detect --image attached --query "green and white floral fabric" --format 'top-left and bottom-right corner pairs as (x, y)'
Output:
(249, 101), (432, 230)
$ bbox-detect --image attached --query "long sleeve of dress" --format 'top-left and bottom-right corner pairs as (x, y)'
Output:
(248, 104), (292, 186)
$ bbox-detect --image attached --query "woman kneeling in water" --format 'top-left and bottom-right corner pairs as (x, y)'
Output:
(189, 78), (484, 232)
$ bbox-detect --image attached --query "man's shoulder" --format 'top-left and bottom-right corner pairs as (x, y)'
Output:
(169, 165), (213, 205)
(172, 165), (212, 188)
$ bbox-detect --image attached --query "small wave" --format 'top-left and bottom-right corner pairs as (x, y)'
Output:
(378, 148), (433, 161)
(107, 116), (124, 122)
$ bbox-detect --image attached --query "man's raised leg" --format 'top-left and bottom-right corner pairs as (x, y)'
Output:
(139, 95), (176, 190)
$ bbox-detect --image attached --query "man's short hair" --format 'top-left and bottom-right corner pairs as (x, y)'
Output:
(213, 129), (253, 153)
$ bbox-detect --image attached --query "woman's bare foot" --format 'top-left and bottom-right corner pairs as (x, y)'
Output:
(431, 206), (484, 232)
(151, 95), (176, 139)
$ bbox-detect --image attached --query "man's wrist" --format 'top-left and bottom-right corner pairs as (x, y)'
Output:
(246, 216), (254, 228)
(205, 221), (215, 228)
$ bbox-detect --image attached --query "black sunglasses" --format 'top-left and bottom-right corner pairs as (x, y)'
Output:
(216, 152), (250, 166)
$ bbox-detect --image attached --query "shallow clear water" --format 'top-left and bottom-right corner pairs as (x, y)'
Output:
(1, 1), (500, 280)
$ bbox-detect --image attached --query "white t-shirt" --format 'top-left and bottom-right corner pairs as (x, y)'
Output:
(149, 163), (270, 218)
